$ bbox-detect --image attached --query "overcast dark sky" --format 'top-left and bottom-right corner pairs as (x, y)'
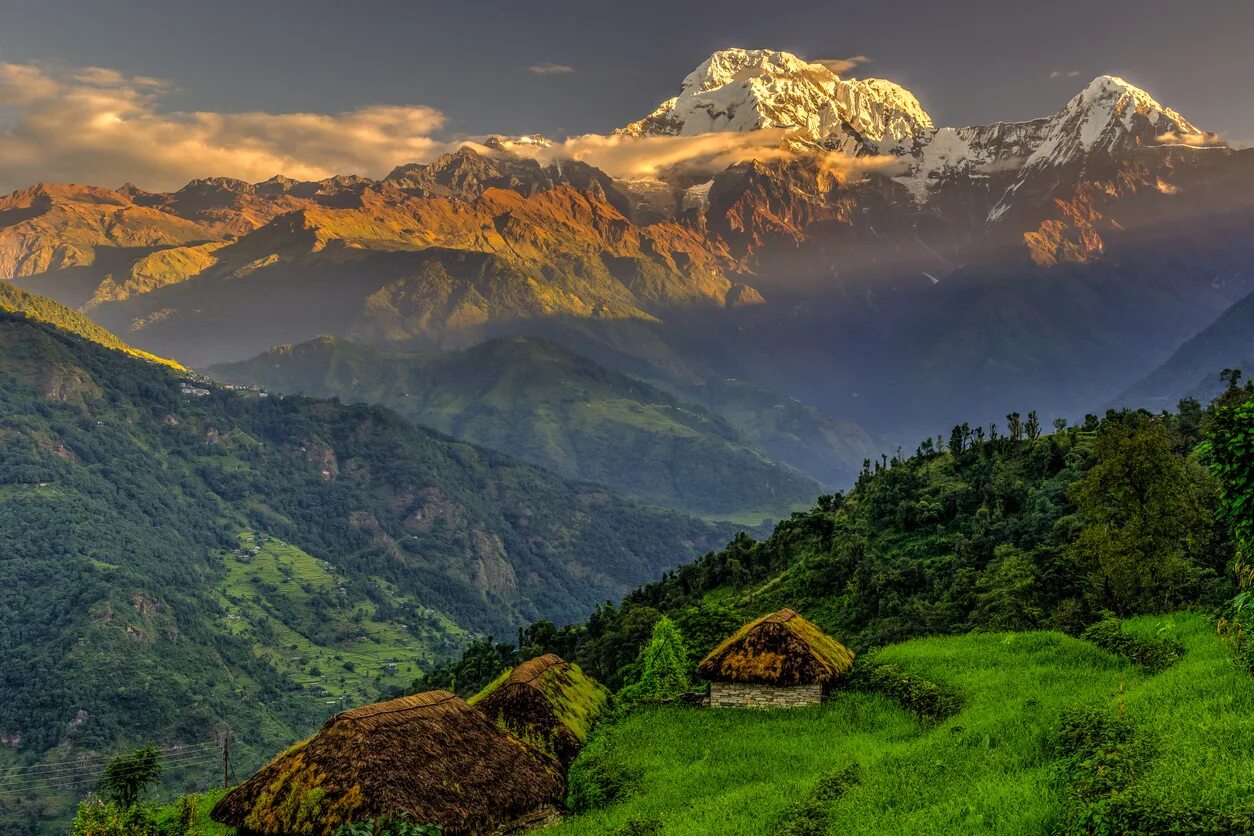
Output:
(4, 0), (1254, 141)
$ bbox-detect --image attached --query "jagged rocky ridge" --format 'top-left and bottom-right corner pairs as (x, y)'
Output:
(1, 48), (1252, 441)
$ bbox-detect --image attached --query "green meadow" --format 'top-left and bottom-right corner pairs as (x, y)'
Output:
(555, 612), (1254, 835)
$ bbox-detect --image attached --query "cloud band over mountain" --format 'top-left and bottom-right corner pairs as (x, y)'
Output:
(0, 62), (455, 191)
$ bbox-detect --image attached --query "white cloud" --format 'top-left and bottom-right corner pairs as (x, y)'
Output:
(493, 128), (905, 183)
(1156, 129), (1226, 148)
(814, 55), (872, 76)
(528, 63), (576, 75)
(0, 61), (458, 192)
(1050, 70), (1082, 79)
(0, 60), (908, 196)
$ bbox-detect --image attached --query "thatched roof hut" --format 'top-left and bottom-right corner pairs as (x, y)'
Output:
(697, 609), (854, 708)
(470, 654), (608, 767)
(211, 690), (563, 835)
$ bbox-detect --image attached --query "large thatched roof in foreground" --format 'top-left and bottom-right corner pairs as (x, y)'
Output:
(697, 608), (855, 686)
(471, 654), (609, 767)
(211, 690), (563, 835)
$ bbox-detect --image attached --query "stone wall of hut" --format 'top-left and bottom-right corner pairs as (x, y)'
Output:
(707, 681), (822, 708)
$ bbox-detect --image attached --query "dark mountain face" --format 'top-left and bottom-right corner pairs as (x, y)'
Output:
(1119, 288), (1254, 410)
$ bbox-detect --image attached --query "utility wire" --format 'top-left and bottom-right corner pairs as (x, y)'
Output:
(0, 752), (224, 791)
(0, 755), (223, 795)
(3, 742), (218, 771)
(0, 749), (223, 794)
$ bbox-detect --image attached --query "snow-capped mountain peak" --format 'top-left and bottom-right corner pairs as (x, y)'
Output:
(1025, 74), (1200, 167)
(618, 48), (933, 153)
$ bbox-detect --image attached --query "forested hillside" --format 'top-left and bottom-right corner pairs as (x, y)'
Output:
(0, 314), (728, 833)
(427, 399), (1238, 693)
(209, 335), (824, 520)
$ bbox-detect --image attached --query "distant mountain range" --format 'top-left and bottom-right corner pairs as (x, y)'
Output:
(208, 335), (836, 520)
(1119, 287), (1254, 409)
(3, 47), (1253, 440)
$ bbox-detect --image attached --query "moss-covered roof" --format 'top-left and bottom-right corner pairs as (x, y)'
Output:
(211, 690), (563, 835)
(473, 654), (609, 767)
(697, 608), (855, 686)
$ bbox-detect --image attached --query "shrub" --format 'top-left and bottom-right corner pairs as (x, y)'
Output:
(565, 746), (643, 813)
(616, 616), (691, 708)
(1081, 616), (1185, 673)
(774, 764), (862, 836)
(845, 661), (962, 722)
(1052, 707), (1147, 802)
(69, 797), (160, 836)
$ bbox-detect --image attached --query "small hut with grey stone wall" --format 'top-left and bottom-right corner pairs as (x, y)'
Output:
(697, 608), (855, 708)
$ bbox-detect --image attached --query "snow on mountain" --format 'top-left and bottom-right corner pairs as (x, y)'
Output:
(895, 75), (1208, 211)
(982, 76), (1204, 219)
(618, 49), (933, 153)
(1024, 75), (1198, 168)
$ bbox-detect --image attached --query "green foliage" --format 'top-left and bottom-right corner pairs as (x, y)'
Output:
(149, 789), (232, 836)
(773, 765), (861, 836)
(1067, 413), (1212, 615)
(611, 819), (662, 836)
(1051, 703), (1254, 833)
(0, 283), (182, 369)
(1052, 707), (1148, 803)
(1206, 398), (1254, 556)
(566, 741), (644, 813)
(69, 797), (160, 836)
(0, 314), (727, 829)
(1081, 616), (1185, 673)
(1205, 396), (1254, 672)
(555, 614), (1254, 835)
(616, 617), (690, 708)
(845, 661), (963, 722)
(99, 745), (163, 810)
(435, 405), (1232, 695)
(209, 336), (823, 520)
(332, 817), (442, 836)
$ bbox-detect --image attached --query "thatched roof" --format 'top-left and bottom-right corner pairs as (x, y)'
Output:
(697, 608), (855, 686)
(211, 690), (563, 835)
(471, 654), (608, 768)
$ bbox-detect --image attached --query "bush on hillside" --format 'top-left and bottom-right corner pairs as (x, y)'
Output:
(1052, 706), (1254, 833)
(565, 746), (643, 813)
(845, 662), (962, 722)
(773, 764), (862, 836)
(1081, 617), (1185, 673)
(616, 616), (691, 708)
(69, 798), (160, 836)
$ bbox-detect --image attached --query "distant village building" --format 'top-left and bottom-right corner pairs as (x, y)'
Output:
(211, 690), (563, 835)
(698, 608), (855, 709)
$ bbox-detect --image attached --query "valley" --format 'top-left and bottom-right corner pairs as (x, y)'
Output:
(0, 26), (1252, 835)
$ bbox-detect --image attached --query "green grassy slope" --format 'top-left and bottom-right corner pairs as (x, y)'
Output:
(208, 335), (822, 520)
(556, 613), (1253, 835)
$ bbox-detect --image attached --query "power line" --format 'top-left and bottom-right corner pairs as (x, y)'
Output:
(0, 751), (224, 788)
(4, 742), (219, 773)
(0, 754), (222, 795)
(0, 746), (225, 793)
(2, 743), (219, 778)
